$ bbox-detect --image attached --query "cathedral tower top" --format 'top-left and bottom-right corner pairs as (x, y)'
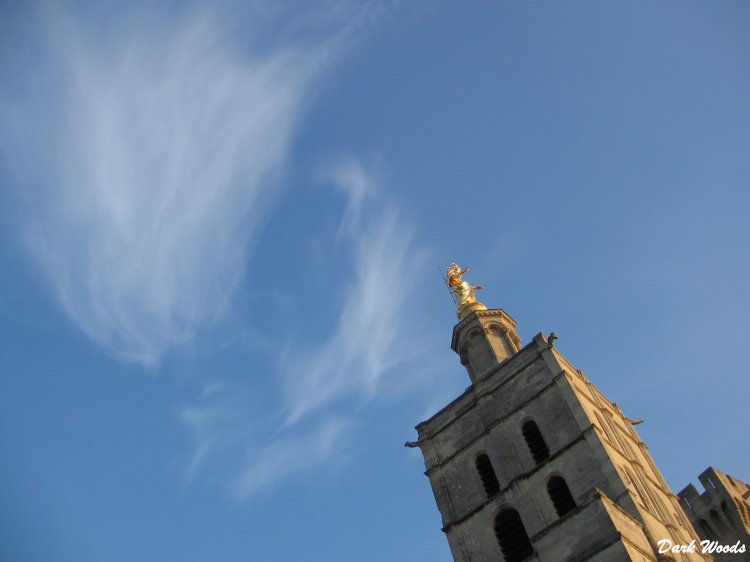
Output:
(445, 263), (521, 383)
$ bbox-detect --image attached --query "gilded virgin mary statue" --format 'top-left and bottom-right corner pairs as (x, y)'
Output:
(446, 263), (487, 319)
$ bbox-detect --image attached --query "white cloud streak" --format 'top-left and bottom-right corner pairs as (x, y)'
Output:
(233, 417), (349, 499)
(180, 380), (352, 499)
(2, 7), (334, 365)
(281, 159), (422, 425)
(327, 157), (375, 242)
(181, 160), (428, 499)
(2, 3), (438, 502)
(181, 404), (237, 483)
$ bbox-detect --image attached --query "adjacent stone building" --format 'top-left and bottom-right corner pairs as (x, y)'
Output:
(409, 294), (714, 561)
(678, 468), (750, 561)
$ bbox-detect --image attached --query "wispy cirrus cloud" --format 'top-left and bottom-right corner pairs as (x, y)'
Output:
(181, 383), (247, 483)
(181, 159), (430, 499)
(281, 159), (423, 426)
(326, 157), (376, 242)
(3, 2), (437, 503)
(233, 417), (350, 499)
(0, 6), (341, 366)
(182, 380), (351, 499)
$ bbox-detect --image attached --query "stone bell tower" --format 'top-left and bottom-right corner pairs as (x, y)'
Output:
(408, 265), (710, 562)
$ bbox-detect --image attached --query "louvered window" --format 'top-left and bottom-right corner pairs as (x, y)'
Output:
(522, 421), (549, 464)
(475, 454), (500, 497)
(547, 476), (576, 516)
(494, 509), (533, 562)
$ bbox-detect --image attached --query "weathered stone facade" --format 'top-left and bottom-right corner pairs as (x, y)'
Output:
(412, 307), (710, 561)
(678, 468), (750, 561)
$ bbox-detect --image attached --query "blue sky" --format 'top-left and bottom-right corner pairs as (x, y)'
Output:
(1, 1), (749, 560)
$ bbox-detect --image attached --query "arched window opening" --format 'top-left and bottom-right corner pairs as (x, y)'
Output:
(547, 476), (576, 517)
(623, 467), (651, 511)
(522, 421), (549, 464)
(649, 491), (671, 522)
(594, 412), (615, 444)
(475, 454), (500, 497)
(494, 509), (533, 562)
(721, 500), (736, 529)
(620, 438), (637, 462)
(699, 519), (718, 541)
(488, 324), (517, 358)
(710, 509), (724, 536)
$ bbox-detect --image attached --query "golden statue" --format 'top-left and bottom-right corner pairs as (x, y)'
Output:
(446, 263), (487, 319)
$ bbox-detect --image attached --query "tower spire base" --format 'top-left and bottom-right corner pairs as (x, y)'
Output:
(457, 302), (488, 319)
